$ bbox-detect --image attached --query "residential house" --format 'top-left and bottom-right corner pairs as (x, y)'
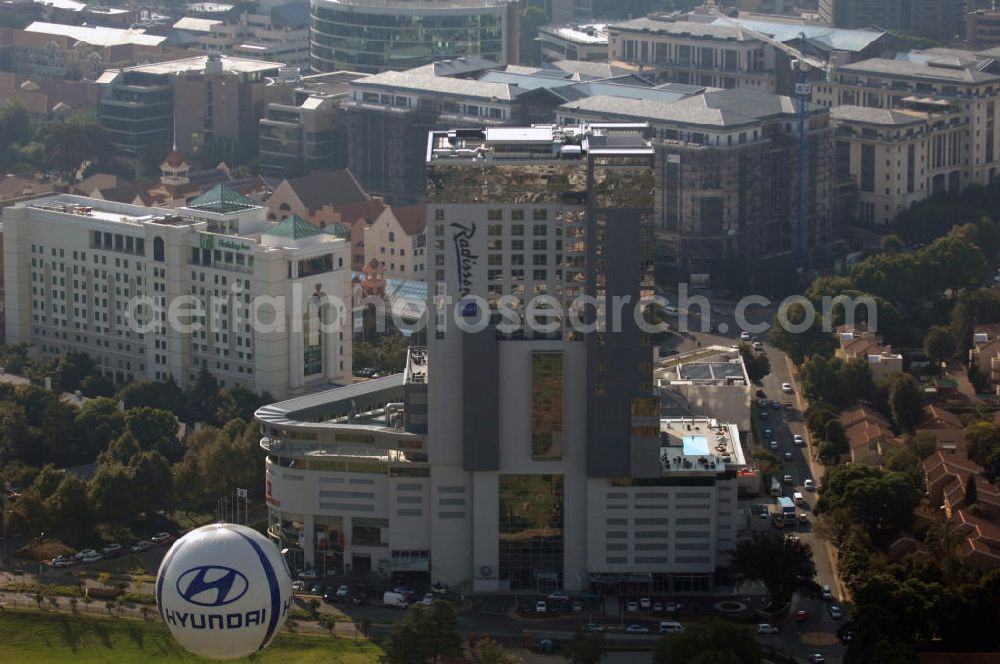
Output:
(969, 324), (1000, 395)
(917, 405), (966, 455)
(362, 204), (426, 281)
(841, 404), (896, 466)
(835, 329), (903, 382)
(265, 169), (371, 226)
(924, 452), (1000, 518)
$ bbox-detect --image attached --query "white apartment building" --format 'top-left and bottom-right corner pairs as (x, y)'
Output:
(2, 186), (352, 398)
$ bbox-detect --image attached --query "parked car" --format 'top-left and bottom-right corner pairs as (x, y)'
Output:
(102, 543), (123, 558)
(572, 601), (583, 612)
(740, 331), (751, 341)
(756, 623), (779, 635)
(663, 602), (680, 612)
(770, 400), (780, 409)
(658, 621), (684, 634)
(547, 591), (569, 602)
(821, 585), (833, 601)
(794, 610), (808, 622)
(298, 568), (318, 580)
(383, 591), (409, 608)
(829, 604), (842, 620)
(292, 581), (305, 592)
(336, 585), (350, 598)
(626, 601), (638, 612)
(582, 623), (604, 633)
(421, 593), (435, 606)
(51, 555), (73, 568)
(150, 532), (173, 545)
(535, 600), (547, 614)
(653, 601), (663, 613)
(804, 479), (815, 491)
(782, 382), (793, 393)
(310, 584), (324, 594)
(639, 597), (651, 610)
(79, 552), (102, 563)
(130, 540), (153, 553)
(626, 624), (649, 634)
(793, 434), (805, 446)
(74, 549), (98, 560)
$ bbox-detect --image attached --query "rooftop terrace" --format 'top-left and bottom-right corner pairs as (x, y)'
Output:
(427, 123), (651, 162)
(659, 417), (746, 471)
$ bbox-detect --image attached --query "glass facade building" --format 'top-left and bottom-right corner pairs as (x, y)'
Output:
(310, 0), (517, 74)
(498, 474), (564, 591)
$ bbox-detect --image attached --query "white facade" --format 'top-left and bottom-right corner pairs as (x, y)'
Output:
(2, 193), (351, 398)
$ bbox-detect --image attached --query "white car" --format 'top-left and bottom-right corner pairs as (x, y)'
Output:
(783, 474), (794, 484)
(798, 512), (809, 524)
(756, 623), (779, 634)
(292, 581), (305, 592)
(130, 541), (153, 553)
(421, 593), (435, 606)
(782, 383), (793, 393)
(829, 604), (842, 620)
(79, 552), (102, 563)
(784, 452), (793, 461)
(663, 602), (680, 612)
(150, 532), (173, 545)
(740, 331), (751, 341)
(336, 585), (350, 597)
(626, 624), (649, 634)
(769, 440), (779, 450)
(547, 591), (569, 602)
(821, 585), (833, 601)
(808, 656), (826, 664)
(804, 479), (815, 491)
(626, 601), (638, 612)
(639, 597), (651, 610)
(74, 549), (98, 560)
(51, 555), (73, 568)
(101, 543), (123, 557)
(664, 305), (679, 315)
(793, 434), (805, 446)
(535, 601), (547, 614)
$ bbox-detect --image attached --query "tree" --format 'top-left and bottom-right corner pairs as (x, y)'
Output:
(99, 432), (141, 467)
(46, 474), (93, 544)
(116, 377), (186, 416)
(52, 351), (98, 393)
(472, 637), (522, 664)
(880, 234), (905, 253)
(966, 421), (1000, 481)
(381, 601), (463, 663)
(767, 302), (837, 364)
(883, 446), (923, 487)
(728, 532), (816, 607)
(129, 450), (174, 515)
(751, 449), (779, 478)
(816, 465), (922, 543)
(821, 419), (849, 458)
(739, 344), (771, 381)
(43, 116), (115, 182)
(125, 407), (181, 461)
(75, 398), (125, 461)
(844, 574), (944, 664)
(804, 400), (840, 441)
(188, 365), (222, 425)
(89, 463), (137, 524)
(888, 374), (923, 432)
(923, 326), (957, 375)
(651, 620), (761, 664)
(566, 627), (607, 664)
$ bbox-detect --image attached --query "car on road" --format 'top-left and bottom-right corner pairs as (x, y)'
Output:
(130, 540), (153, 553)
(102, 543), (123, 558)
(582, 623), (604, 633)
(292, 581), (305, 592)
(663, 602), (680, 612)
(626, 601), (638, 612)
(804, 479), (815, 491)
(770, 400), (781, 409)
(548, 591), (569, 602)
(760, 409), (769, 419)
(664, 305), (678, 315)
(798, 512), (809, 524)
(151, 532), (173, 546)
(839, 630), (855, 643)
(79, 551), (103, 563)
(808, 655), (826, 664)
(658, 620), (684, 634)
(784, 451), (793, 461)
(784, 402), (794, 411)
(336, 585), (350, 598)
(794, 610), (809, 622)
(653, 601), (663, 612)
(793, 434), (805, 446)
(783, 474), (794, 484)
(756, 623), (778, 635)
(639, 597), (651, 610)
(535, 600), (547, 614)
(51, 555), (73, 568)
(74, 549), (98, 560)
(626, 624), (649, 634)
(821, 585), (833, 601)
(421, 593), (435, 606)
(769, 440), (779, 450)
(782, 382), (793, 393)
(763, 427), (773, 439)
(829, 604), (842, 620)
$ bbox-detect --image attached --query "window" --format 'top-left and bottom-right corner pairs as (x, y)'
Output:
(153, 237), (165, 262)
(531, 352), (563, 460)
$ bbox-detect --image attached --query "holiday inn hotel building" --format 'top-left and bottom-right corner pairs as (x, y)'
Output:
(259, 124), (751, 592)
(2, 185), (352, 398)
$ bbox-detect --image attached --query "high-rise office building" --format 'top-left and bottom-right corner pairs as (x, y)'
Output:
(258, 124), (753, 593)
(818, 0), (965, 42)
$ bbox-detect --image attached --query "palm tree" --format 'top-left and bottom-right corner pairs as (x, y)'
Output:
(82, 596), (93, 613)
(105, 600), (115, 616)
(69, 597), (79, 614)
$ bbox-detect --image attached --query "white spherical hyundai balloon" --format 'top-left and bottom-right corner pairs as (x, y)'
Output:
(156, 523), (293, 660)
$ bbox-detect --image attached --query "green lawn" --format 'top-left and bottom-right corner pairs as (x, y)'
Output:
(0, 610), (382, 663)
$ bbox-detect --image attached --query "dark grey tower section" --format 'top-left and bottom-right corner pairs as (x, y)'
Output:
(462, 326), (500, 470)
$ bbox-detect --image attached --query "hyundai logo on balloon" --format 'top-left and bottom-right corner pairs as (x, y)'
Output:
(176, 566), (249, 607)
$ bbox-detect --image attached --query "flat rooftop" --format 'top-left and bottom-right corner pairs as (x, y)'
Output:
(24, 194), (196, 227)
(657, 345), (748, 386)
(539, 23), (608, 45)
(427, 123), (652, 162)
(122, 54), (282, 75)
(660, 417), (746, 470)
(24, 21), (166, 47)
